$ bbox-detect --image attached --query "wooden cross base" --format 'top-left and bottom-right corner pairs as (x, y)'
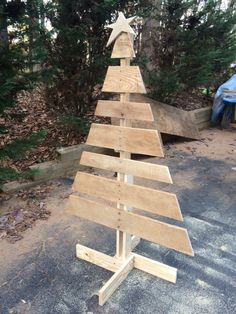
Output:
(76, 242), (177, 306)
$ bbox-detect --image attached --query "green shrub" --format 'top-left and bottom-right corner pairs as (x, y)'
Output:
(0, 130), (47, 187)
(58, 115), (90, 135)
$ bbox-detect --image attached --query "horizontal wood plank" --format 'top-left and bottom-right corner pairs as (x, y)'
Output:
(86, 124), (164, 157)
(125, 94), (200, 140)
(80, 152), (172, 183)
(73, 172), (181, 220)
(102, 66), (146, 93)
(111, 32), (135, 59)
(133, 253), (177, 283)
(67, 195), (194, 256)
(95, 100), (154, 121)
(76, 244), (121, 272)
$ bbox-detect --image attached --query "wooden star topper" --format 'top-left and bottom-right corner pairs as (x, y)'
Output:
(106, 12), (136, 47)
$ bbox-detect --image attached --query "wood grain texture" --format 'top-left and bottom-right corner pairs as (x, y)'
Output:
(133, 253), (177, 283)
(73, 172), (182, 221)
(116, 57), (133, 259)
(112, 94), (200, 140)
(99, 255), (134, 306)
(102, 66), (146, 93)
(80, 152), (172, 183)
(76, 244), (121, 272)
(76, 244), (177, 283)
(86, 124), (164, 157)
(111, 32), (135, 59)
(135, 95), (200, 139)
(95, 100), (154, 121)
(67, 195), (194, 256)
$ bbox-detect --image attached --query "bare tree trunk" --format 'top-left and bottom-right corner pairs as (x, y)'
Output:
(27, 0), (42, 72)
(141, 0), (162, 71)
(0, 0), (8, 50)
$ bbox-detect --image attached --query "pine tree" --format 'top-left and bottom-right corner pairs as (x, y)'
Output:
(0, 0), (48, 187)
(0, 0), (17, 113)
(143, 0), (236, 100)
(0, 130), (47, 187)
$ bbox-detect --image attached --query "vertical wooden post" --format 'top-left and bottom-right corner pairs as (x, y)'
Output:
(116, 57), (133, 260)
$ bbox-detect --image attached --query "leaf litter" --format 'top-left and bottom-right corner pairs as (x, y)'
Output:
(0, 182), (58, 243)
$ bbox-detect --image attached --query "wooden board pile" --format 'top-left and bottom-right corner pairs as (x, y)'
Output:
(66, 12), (194, 306)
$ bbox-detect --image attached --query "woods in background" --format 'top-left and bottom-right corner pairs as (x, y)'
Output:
(144, 0), (236, 100)
(1, 0), (236, 113)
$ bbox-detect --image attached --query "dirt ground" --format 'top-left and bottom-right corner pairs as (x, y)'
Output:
(165, 125), (236, 161)
(0, 126), (235, 314)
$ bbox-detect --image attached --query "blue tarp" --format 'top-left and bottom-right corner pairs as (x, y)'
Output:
(211, 74), (236, 123)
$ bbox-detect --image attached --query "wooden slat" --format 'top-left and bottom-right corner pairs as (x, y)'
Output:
(76, 244), (121, 272)
(111, 32), (135, 59)
(133, 253), (177, 283)
(67, 195), (194, 256)
(86, 124), (164, 157)
(95, 100), (154, 121)
(102, 66), (146, 93)
(127, 94), (200, 140)
(73, 172), (182, 221)
(99, 255), (134, 306)
(80, 152), (172, 184)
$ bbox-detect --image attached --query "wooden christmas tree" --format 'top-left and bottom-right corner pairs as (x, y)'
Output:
(66, 12), (194, 306)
